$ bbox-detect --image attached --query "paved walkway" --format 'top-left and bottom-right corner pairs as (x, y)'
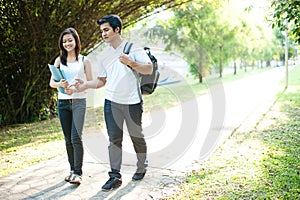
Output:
(0, 66), (290, 200)
(0, 153), (186, 200)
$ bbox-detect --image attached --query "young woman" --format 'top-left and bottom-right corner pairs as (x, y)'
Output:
(49, 27), (93, 184)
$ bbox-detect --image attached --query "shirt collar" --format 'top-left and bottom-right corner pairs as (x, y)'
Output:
(109, 39), (127, 53)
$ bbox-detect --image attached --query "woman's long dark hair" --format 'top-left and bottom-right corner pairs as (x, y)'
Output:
(58, 27), (81, 66)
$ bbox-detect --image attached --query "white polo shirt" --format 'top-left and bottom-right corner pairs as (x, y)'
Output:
(98, 40), (151, 104)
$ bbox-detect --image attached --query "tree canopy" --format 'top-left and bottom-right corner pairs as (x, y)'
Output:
(271, 0), (300, 43)
(0, 0), (191, 126)
(145, 1), (280, 81)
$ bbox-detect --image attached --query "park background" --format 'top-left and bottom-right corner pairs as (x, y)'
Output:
(0, 0), (299, 199)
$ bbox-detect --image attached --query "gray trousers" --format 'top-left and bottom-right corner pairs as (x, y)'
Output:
(104, 99), (148, 177)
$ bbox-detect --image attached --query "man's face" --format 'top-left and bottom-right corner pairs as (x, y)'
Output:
(99, 22), (119, 43)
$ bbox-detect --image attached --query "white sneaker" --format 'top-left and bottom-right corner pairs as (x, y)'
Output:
(64, 171), (73, 182)
(69, 174), (82, 184)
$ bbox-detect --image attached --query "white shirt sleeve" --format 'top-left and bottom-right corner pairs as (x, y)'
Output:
(131, 48), (151, 64)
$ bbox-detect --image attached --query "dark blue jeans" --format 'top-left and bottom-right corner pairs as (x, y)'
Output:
(104, 99), (147, 178)
(58, 99), (86, 176)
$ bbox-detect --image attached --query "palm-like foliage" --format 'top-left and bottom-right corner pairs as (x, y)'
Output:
(0, 0), (192, 126)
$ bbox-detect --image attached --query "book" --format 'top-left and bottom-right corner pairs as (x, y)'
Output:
(48, 64), (67, 94)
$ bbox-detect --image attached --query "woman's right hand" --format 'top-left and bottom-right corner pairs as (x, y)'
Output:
(71, 78), (87, 92)
(59, 79), (69, 88)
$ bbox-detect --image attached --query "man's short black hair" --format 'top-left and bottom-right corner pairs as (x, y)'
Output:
(97, 14), (122, 34)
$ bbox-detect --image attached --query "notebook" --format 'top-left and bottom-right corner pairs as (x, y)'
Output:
(48, 64), (67, 94)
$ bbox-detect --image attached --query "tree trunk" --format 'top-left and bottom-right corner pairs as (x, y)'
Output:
(233, 61), (237, 75)
(219, 45), (223, 78)
(198, 48), (204, 83)
(198, 72), (203, 83)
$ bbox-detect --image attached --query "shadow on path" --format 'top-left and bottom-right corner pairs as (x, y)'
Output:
(22, 181), (77, 200)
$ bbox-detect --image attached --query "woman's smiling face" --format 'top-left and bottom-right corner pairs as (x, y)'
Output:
(62, 34), (76, 52)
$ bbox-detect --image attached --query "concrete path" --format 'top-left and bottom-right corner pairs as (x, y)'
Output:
(0, 66), (290, 199)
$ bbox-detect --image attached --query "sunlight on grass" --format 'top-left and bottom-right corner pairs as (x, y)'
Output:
(0, 140), (65, 176)
(167, 65), (300, 199)
(172, 136), (270, 199)
(170, 107), (299, 199)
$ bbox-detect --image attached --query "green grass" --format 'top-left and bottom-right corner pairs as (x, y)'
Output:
(0, 66), (280, 177)
(0, 119), (65, 176)
(0, 119), (62, 152)
(165, 66), (300, 199)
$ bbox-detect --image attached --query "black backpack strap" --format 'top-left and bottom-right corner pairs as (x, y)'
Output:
(144, 47), (157, 63)
(123, 42), (143, 101)
(124, 42), (133, 54)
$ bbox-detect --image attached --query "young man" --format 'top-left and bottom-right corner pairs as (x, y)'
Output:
(75, 14), (152, 191)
